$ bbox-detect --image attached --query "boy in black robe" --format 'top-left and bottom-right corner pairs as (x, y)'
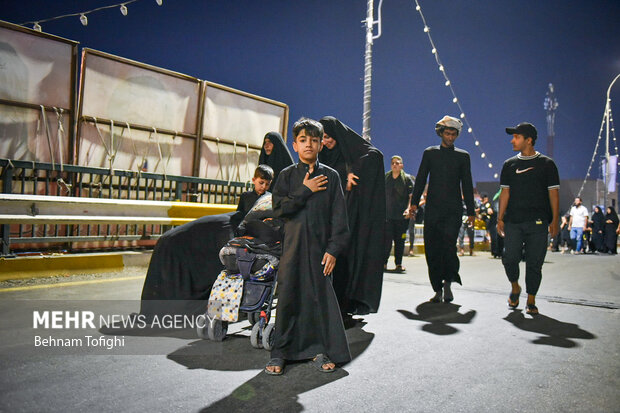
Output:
(231, 164), (273, 230)
(265, 118), (350, 375)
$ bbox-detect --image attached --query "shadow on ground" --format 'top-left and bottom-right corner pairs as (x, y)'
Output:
(503, 310), (596, 347)
(165, 318), (374, 412)
(397, 302), (477, 335)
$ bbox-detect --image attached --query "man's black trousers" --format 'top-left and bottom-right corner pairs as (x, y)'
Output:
(384, 218), (410, 266)
(423, 215), (463, 292)
(501, 220), (548, 296)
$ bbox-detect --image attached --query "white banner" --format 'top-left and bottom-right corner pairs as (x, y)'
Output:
(81, 52), (199, 135)
(608, 155), (618, 193)
(202, 84), (286, 147)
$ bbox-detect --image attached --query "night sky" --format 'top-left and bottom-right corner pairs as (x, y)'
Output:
(2, 0), (620, 183)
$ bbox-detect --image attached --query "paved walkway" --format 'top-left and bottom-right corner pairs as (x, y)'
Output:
(0, 251), (618, 412)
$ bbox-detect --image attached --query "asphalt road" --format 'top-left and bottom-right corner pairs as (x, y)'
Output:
(0, 251), (618, 412)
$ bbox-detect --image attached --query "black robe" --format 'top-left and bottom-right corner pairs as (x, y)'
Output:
(140, 212), (237, 317)
(604, 210), (619, 254)
(270, 161), (351, 364)
(591, 209), (606, 252)
(410, 145), (475, 290)
(319, 116), (386, 315)
(258, 131), (294, 187)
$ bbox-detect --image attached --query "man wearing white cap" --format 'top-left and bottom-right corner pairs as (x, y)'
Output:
(498, 122), (560, 315)
(409, 115), (475, 303)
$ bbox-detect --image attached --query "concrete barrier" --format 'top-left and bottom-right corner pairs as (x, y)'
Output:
(0, 194), (236, 226)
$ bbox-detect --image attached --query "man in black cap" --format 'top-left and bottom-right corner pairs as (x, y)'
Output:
(497, 122), (559, 315)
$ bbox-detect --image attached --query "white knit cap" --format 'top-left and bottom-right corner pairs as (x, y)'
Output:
(435, 115), (463, 137)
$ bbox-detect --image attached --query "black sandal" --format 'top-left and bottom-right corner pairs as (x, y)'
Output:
(312, 354), (336, 373)
(265, 358), (285, 376)
(508, 288), (521, 308)
(525, 304), (539, 315)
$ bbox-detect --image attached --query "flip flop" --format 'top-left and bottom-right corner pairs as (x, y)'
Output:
(265, 358), (285, 376)
(312, 354), (336, 373)
(526, 304), (539, 315)
(508, 288), (521, 308)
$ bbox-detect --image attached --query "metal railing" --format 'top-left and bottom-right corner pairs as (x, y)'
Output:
(0, 159), (250, 257)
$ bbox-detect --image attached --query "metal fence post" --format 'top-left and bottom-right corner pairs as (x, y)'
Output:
(1, 163), (14, 256)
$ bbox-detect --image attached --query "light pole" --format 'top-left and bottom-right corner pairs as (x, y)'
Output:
(362, 0), (383, 142)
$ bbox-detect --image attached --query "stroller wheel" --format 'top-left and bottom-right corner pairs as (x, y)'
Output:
(262, 323), (275, 351)
(248, 311), (260, 326)
(250, 322), (263, 349)
(196, 312), (208, 339)
(207, 319), (228, 342)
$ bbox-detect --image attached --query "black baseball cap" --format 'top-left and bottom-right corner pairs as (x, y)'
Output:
(505, 122), (537, 140)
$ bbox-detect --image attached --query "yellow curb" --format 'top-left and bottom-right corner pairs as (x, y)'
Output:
(0, 275), (145, 293)
(0, 253), (128, 281)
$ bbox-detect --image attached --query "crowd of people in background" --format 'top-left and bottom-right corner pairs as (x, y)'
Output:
(549, 197), (619, 255)
(388, 176), (619, 260)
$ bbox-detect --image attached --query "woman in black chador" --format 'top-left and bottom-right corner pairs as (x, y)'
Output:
(318, 116), (386, 315)
(258, 131), (293, 187)
(140, 212), (235, 317)
(604, 206), (619, 254)
(590, 206), (606, 252)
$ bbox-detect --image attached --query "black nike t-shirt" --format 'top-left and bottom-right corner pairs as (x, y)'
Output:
(500, 152), (559, 223)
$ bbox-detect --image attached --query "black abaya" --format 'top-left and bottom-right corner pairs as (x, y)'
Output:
(591, 209), (606, 252)
(258, 132), (294, 186)
(604, 210), (619, 254)
(270, 161), (351, 364)
(319, 116), (386, 315)
(139, 212), (237, 317)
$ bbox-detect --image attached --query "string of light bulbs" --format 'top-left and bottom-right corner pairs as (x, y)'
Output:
(20, 0), (163, 32)
(577, 105), (619, 197)
(413, 0), (499, 179)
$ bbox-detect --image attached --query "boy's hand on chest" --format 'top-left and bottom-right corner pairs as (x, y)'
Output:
(303, 172), (328, 193)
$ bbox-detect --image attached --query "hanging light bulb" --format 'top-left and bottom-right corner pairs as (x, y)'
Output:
(445, 80), (451, 86)
(431, 48), (436, 54)
(416, 5), (420, 11)
(424, 26), (429, 32)
(468, 127), (473, 133)
(120, 4), (128, 15)
(460, 113), (465, 119)
(452, 97), (458, 103)
(80, 14), (88, 26)
(481, 153), (486, 158)
(494, 173), (499, 179)
(439, 65), (444, 72)
(156, 0), (163, 5)
(488, 163), (493, 168)
(33, 22), (42, 31)
(474, 141), (480, 146)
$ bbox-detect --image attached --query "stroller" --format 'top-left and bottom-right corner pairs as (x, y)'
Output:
(197, 202), (282, 351)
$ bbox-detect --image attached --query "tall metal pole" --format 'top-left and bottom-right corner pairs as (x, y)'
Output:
(362, 0), (383, 142)
(362, 0), (374, 142)
(544, 83), (558, 158)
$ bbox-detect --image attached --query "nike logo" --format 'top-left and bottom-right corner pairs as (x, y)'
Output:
(516, 167), (534, 174)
